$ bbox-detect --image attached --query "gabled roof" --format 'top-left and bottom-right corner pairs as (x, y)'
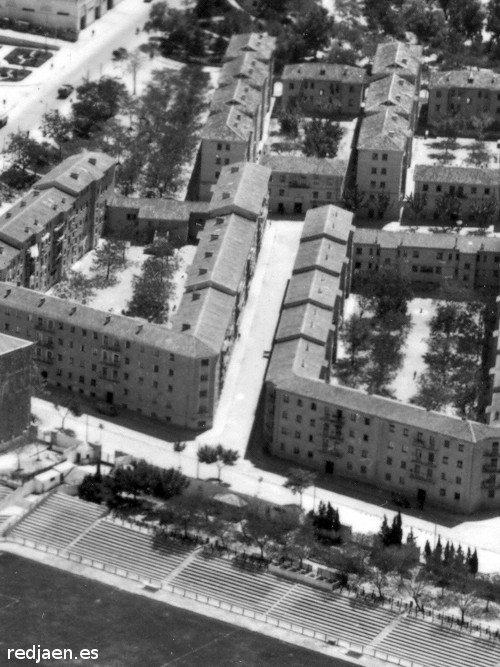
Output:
(224, 33), (276, 64)
(0, 188), (75, 249)
(36, 151), (115, 196)
(429, 68), (500, 91)
(262, 155), (347, 178)
(372, 40), (422, 81)
(0, 242), (20, 271)
(211, 78), (262, 114)
(218, 53), (268, 89)
(282, 62), (366, 84)
(352, 228), (500, 254)
(209, 162), (271, 221)
(106, 194), (209, 221)
(276, 302), (333, 345)
(173, 287), (236, 353)
(185, 214), (255, 295)
(0, 283), (215, 358)
(414, 164), (500, 187)
(201, 105), (255, 142)
(357, 107), (411, 151)
(302, 205), (353, 244)
(294, 237), (348, 276)
(364, 73), (416, 119)
(285, 270), (340, 311)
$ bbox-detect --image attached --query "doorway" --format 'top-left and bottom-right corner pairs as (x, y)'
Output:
(106, 391), (114, 404)
(325, 460), (334, 474)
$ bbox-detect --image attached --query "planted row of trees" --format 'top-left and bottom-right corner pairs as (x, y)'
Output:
(336, 269), (413, 396)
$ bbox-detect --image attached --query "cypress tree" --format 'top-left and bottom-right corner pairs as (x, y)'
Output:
(379, 515), (391, 546)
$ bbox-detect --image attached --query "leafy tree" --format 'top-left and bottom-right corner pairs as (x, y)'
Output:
(303, 118), (343, 158)
(41, 110), (73, 156)
(278, 107), (300, 138)
(404, 192), (427, 224)
(487, 0), (500, 43)
(72, 77), (128, 137)
(283, 468), (315, 507)
(78, 472), (107, 504)
(295, 6), (335, 53)
(340, 185), (368, 213)
(56, 396), (82, 431)
(3, 132), (44, 176)
(53, 270), (96, 304)
(91, 239), (127, 283)
(126, 252), (178, 323)
(196, 444), (239, 482)
(355, 268), (413, 320)
(339, 314), (371, 370)
(242, 503), (291, 559)
(126, 49), (146, 96)
(466, 141), (493, 167)
(446, 0), (485, 41)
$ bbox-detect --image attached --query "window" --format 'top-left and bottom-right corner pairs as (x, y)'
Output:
(382, 153), (388, 161)
(385, 473), (391, 481)
(456, 476), (462, 485)
(370, 181), (376, 188)
(442, 456), (448, 464)
(372, 153), (378, 160)
(363, 434), (369, 442)
(347, 461), (353, 471)
(454, 492), (460, 500)
(380, 182), (386, 189)
(457, 460), (463, 469)
(283, 394), (289, 403)
(297, 398), (303, 407)
(403, 428), (409, 437)
(282, 411), (288, 419)
(440, 488), (446, 497)
(348, 445), (354, 454)
(309, 418), (315, 427)
(423, 184), (429, 192)
(295, 431), (301, 439)
(371, 167), (377, 174)
(401, 461), (406, 469)
(361, 465), (367, 474)
(386, 457), (392, 465)
(361, 449), (368, 458)
(296, 415), (302, 424)
(201, 359), (209, 367)
(364, 417), (370, 426)
(458, 444), (464, 452)
(311, 402), (316, 410)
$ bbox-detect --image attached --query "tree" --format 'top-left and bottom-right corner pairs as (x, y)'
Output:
(242, 503), (291, 559)
(56, 397), (82, 431)
(3, 131), (43, 176)
(283, 468), (315, 507)
(404, 192), (427, 224)
(446, 0), (485, 41)
(196, 444), (239, 482)
(78, 472), (106, 504)
(173, 441), (186, 469)
(295, 6), (334, 53)
(126, 49), (146, 97)
(355, 268), (413, 320)
(340, 186), (368, 213)
(303, 118), (343, 158)
(91, 239), (127, 283)
(278, 108), (300, 138)
(41, 110), (73, 156)
(126, 252), (178, 323)
(487, 0), (500, 43)
(469, 198), (497, 228)
(53, 270), (96, 304)
(339, 314), (371, 370)
(73, 77), (128, 137)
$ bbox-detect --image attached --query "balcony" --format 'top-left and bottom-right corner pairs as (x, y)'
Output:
(101, 341), (120, 352)
(483, 464), (500, 474)
(484, 450), (500, 457)
(37, 339), (54, 349)
(101, 357), (120, 367)
(289, 181), (310, 189)
(481, 478), (500, 489)
(412, 456), (436, 468)
(413, 438), (435, 450)
(99, 372), (119, 383)
(410, 471), (434, 483)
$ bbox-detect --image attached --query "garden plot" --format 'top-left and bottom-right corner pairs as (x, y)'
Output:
(49, 243), (196, 323)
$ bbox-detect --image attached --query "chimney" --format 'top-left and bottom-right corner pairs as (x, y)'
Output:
(136, 324), (143, 334)
(4, 288), (10, 297)
(20, 200), (26, 208)
(38, 298), (45, 307)
(69, 306), (76, 315)
(88, 157), (97, 166)
(104, 315), (111, 325)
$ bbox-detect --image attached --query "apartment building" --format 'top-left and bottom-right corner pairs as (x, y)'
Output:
(262, 155), (347, 215)
(371, 40), (423, 90)
(281, 63), (367, 116)
(0, 333), (33, 442)
(413, 165), (500, 226)
(352, 228), (500, 292)
(0, 0), (123, 39)
(428, 69), (500, 128)
(364, 73), (418, 127)
(198, 34), (275, 201)
(105, 195), (210, 245)
(264, 206), (500, 513)
(0, 162), (271, 430)
(356, 108), (412, 219)
(0, 151), (115, 291)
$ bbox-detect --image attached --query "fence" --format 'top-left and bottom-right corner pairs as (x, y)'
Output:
(4, 534), (428, 667)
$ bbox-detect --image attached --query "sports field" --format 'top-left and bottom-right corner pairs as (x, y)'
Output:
(0, 553), (354, 666)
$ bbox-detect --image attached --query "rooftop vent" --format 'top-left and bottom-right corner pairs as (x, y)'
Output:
(70, 172), (78, 180)
(230, 166), (239, 173)
(215, 217), (224, 225)
(4, 288), (10, 297)
(192, 292), (200, 301)
(38, 298), (45, 307)
(222, 192), (230, 200)
(0, 247), (2, 254)
(6, 212), (11, 219)
(182, 323), (191, 331)
(136, 324), (143, 334)
(20, 201), (26, 208)
(320, 68), (326, 76)
(199, 267), (207, 275)
(402, 58), (407, 65)
(205, 251), (213, 258)
(88, 157), (97, 166)
(33, 189), (39, 196)
(69, 306), (76, 316)
(104, 316), (111, 325)
(388, 130), (395, 137)
(24, 227), (29, 233)
(468, 75), (474, 84)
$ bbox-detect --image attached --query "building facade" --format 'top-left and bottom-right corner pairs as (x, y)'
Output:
(264, 204), (500, 514)
(0, 162), (271, 431)
(198, 33), (276, 201)
(0, 333), (33, 443)
(281, 63), (367, 116)
(262, 155), (347, 215)
(428, 69), (500, 129)
(0, 151), (115, 291)
(0, 0), (123, 39)
(413, 165), (500, 226)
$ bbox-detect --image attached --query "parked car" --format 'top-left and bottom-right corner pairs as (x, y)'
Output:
(57, 84), (74, 99)
(96, 402), (118, 417)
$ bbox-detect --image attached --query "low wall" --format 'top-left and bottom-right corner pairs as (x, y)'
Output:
(0, 35), (60, 51)
(269, 564), (333, 591)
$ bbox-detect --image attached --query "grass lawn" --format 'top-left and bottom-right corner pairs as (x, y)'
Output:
(0, 553), (352, 667)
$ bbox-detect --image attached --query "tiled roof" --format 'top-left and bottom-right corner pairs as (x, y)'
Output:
(262, 155), (347, 177)
(209, 162), (271, 220)
(353, 228), (500, 254)
(0, 332), (32, 356)
(282, 62), (366, 84)
(224, 33), (276, 63)
(106, 194), (209, 221)
(0, 283), (214, 358)
(294, 237), (348, 276)
(185, 213), (255, 295)
(36, 151), (115, 196)
(218, 53), (268, 89)
(267, 338), (328, 384)
(372, 41), (422, 80)
(429, 68), (500, 90)
(414, 164), (500, 186)
(211, 78), (262, 114)
(276, 302), (333, 345)
(201, 106), (255, 142)
(0, 188), (75, 248)
(284, 269), (340, 311)
(358, 108), (411, 150)
(364, 73), (416, 118)
(276, 374), (496, 443)
(173, 287), (236, 353)
(302, 205), (353, 244)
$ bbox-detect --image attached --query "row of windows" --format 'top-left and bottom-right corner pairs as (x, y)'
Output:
(421, 183), (492, 196)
